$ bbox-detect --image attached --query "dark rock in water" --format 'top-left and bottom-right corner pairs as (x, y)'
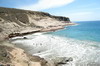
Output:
(51, 57), (73, 66)
(23, 37), (27, 39)
(65, 57), (73, 62)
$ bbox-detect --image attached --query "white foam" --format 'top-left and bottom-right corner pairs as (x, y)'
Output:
(11, 34), (100, 66)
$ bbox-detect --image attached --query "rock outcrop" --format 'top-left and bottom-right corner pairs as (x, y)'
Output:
(0, 41), (48, 66)
(0, 7), (74, 41)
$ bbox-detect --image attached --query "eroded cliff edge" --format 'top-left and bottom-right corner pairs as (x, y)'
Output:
(0, 7), (74, 41)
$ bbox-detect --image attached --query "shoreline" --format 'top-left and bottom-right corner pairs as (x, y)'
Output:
(8, 23), (76, 39)
(10, 30), (100, 66)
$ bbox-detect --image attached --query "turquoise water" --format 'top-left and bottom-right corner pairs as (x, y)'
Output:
(49, 21), (100, 42)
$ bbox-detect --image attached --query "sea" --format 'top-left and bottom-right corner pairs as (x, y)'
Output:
(10, 21), (100, 66)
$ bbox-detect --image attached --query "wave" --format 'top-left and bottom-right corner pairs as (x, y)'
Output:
(11, 34), (100, 66)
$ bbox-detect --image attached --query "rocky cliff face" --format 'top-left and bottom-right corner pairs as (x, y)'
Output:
(0, 7), (70, 26)
(0, 7), (73, 41)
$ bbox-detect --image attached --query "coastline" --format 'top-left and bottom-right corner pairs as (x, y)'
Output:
(0, 23), (75, 66)
(0, 22), (76, 66)
(0, 6), (99, 66)
(0, 7), (76, 66)
(11, 31), (100, 66)
(8, 23), (76, 39)
(0, 7), (72, 41)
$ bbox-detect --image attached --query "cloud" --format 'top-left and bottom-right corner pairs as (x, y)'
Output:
(20, 0), (74, 10)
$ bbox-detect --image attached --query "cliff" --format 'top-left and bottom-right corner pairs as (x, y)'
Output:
(0, 7), (73, 41)
(0, 7), (70, 23)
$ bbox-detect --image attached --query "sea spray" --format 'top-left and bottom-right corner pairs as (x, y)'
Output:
(11, 34), (100, 66)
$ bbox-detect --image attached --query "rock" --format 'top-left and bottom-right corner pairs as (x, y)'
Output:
(29, 62), (41, 66)
(65, 57), (73, 62)
(51, 57), (73, 66)
(23, 37), (27, 39)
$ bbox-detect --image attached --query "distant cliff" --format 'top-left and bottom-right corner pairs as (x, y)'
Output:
(0, 7), (73, 41)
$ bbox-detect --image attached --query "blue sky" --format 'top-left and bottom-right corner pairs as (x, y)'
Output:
(0, 0), (100, 21)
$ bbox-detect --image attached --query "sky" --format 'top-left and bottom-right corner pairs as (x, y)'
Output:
(0, 0), (100, 21)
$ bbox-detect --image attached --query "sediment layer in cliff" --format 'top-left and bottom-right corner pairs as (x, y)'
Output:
(0, 7), (73, 41)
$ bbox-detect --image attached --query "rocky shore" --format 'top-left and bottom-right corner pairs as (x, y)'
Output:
(0, 7), (75, 66)
(0, 42), (73, 66)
